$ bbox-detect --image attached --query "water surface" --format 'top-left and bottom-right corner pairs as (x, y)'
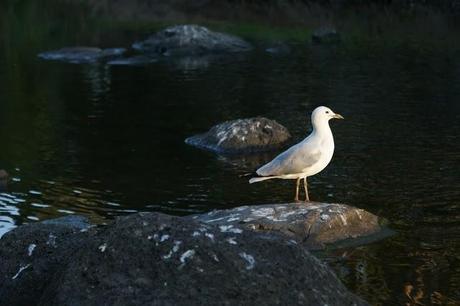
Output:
(1, 2), (460, 305)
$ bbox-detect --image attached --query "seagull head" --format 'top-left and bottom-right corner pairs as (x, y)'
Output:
(311, 106), (344, 123)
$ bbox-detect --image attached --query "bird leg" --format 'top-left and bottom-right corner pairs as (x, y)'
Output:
(294, 178), (301, 202)
(303, 177), (310, 202)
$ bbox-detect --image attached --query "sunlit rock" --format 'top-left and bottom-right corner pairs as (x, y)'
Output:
(191, 203), (388, 250)
(0, 213), (367, 305)
(185, 117), (291, 154)
(132, 24), (253, 56)
(38, 47), (126, 64)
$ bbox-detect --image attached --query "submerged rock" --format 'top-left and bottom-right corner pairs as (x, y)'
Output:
(0, 216), (91, 306)
(185, 117), (291, 154)
(312, 27), (341, 44)
(191, 203), (387, 250)
(38, 47), (126, 64)
(132, 24), (253, 56)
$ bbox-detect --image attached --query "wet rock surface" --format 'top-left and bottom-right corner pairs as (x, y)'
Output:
(0, 216), (91, 306)
(185, 117), (291, 154)
(0, 212), (368, 306)
(132, 24), (253, 56)
(191, 203), (385, 250)
(38, 47), (126, 64)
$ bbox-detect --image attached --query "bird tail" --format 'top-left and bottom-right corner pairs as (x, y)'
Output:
(249, 176), (281, 184)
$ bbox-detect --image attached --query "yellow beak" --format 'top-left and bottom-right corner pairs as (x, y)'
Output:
(333, 113), (344, 119)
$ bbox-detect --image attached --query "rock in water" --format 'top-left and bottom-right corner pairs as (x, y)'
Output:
(132, 24), (253, 56)
(38, 47), (126, 64)
(191, 203), (387, 250)
(0, 216), (91, 306)
(185, 117), (291, 154)
(36, 213), (368, 306)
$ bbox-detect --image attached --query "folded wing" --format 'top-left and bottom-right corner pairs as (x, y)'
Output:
(256, 143), (321, 176)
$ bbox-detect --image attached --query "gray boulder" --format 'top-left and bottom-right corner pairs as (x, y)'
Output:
(185, 117), (291, 154)
(312, 27), (341, 44)
(191, 203), (387, 250)
(38, 47), (126, 64)
(0, 216), (91, 306)
(132, 24), (253, 56)
(37, 213), (367, 306)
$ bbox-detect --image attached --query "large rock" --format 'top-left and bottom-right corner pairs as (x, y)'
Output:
(38, 47), (126, 64)
(41, 213), (367, 306)
(0, 216), (91, 306)
(185, 117), (291, 154)
(191, 203), (387, 250)
(132, 24), (253, 56)
(0, 213), (368, 306)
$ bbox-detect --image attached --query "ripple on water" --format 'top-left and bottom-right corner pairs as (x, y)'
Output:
(0, 192), (26, 237)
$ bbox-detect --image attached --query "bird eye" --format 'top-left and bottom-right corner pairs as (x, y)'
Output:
(325, 111), (330, 114)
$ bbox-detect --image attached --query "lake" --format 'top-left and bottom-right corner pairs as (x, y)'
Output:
(1, 1), (459, 305)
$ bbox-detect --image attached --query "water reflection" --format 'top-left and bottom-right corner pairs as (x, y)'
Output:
(0, 192), (23, 237)
(0, 175), (141, 235)
(83, 64), (112, 104)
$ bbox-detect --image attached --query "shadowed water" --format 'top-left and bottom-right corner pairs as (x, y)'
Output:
(1, 1), (460, 305)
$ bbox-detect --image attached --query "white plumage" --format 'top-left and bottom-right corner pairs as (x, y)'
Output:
(249, 106), (343, 201)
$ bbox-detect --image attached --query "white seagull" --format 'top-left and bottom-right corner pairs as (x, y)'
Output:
(249, 106), (343, 202)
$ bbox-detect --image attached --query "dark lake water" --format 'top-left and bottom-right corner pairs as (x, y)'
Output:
(1, 2), (460, 305)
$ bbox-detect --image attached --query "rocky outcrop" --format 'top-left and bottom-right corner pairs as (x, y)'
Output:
(0, 212), (369, 306)
(185, 117), (291, 154)
(191, 203), (387, 250)
(0, 216), (91, 306)
(38, 47), (126, 64)
(38, 25), (251, 67)
(132, 24), (253, 56)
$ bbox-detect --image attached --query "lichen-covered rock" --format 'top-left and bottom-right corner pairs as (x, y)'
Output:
(312, 27), (341, 44)
(191, 203), (386, 250)
(185, 117), (291, 154)
(38, 213), (367, 306)
(132, 24), (253, 56)
(0, 216), (91, 306)
(38, 47), (126, 64)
